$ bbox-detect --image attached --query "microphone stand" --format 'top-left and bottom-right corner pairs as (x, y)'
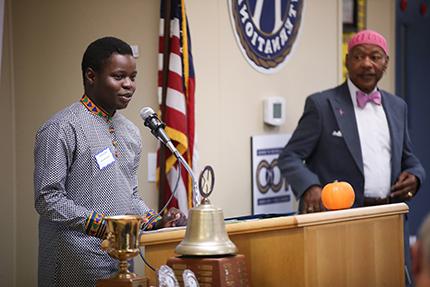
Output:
(171, 149), (200, 207)
(141, 112), (200, 206)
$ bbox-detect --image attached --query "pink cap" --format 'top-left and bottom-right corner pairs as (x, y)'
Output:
(348, 29), (388, 55)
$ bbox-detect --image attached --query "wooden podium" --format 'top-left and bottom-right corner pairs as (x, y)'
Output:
(140, 203), (408, 287)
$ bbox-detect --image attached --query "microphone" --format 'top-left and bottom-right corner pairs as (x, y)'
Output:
(139, 107), (178, 156)
(139, 106), (200, 206)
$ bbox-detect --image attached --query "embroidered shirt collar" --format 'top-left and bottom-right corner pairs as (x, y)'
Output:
(80, 95), (113, 121)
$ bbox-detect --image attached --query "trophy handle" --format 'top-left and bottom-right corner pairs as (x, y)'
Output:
(101, 233), (116, 257)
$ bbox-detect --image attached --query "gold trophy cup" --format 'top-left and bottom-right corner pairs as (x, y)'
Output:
(97, 215), (148, 287)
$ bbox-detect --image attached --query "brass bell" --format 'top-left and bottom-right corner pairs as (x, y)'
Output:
(176, 166), (237, 256)
(175, 198), (238, 256)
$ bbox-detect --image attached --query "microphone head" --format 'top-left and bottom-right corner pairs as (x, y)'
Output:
(139, 106), (170, 146)
(139, 107), (155, 121)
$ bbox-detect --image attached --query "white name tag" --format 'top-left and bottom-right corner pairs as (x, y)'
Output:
(95, 148), (115, 170)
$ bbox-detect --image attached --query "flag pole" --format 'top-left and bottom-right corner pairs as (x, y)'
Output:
(159, 0), (172, 211)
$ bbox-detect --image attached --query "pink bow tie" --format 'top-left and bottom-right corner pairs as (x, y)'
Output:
(356, 90), (382, 108)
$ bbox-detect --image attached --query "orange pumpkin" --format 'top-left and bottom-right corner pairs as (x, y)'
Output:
(321, 181), (355, 210)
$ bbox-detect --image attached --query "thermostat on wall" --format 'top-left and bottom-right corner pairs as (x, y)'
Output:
(263, 97), (286, 126)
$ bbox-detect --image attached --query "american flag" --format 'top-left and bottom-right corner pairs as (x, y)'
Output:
(157, 0), (197, 214)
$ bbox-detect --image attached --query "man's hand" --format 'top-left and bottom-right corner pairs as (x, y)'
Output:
(158, 207), (187, 228)
(302, 186), (323, 214)
(390, 171), (419, 201)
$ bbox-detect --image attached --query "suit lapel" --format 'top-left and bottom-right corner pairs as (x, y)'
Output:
(381, 91), (402, 183)
(328, 83), (364, 175)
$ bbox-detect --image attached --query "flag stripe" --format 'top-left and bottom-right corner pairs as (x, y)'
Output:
(166, 88), (187, 115)
(168, 53), (183, 76)
(159, 18), (181, 39)
(158, 35), (181, 56)
(158, 52), (182, 75)
(157, 70), (184, 94)
(165, 108), (187, 135)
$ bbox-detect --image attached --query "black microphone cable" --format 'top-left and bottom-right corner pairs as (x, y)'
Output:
(138, 162), (183, 272)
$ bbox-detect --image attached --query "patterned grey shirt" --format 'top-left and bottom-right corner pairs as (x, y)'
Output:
(34, 101), (150, 287)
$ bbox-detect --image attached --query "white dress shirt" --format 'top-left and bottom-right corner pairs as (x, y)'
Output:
(347, 79), (392, 198)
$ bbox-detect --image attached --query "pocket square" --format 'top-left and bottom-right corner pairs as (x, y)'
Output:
(332, 130), (343, 137)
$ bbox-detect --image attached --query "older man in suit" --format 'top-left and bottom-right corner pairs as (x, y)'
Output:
(279, 29), (426, 286)
(278, 29), (425, 214)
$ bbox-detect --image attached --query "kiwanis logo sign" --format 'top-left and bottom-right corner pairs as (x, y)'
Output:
(229, 0), (304, 73)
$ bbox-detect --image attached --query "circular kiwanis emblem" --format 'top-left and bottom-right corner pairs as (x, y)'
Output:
(228, 0), (304, 73)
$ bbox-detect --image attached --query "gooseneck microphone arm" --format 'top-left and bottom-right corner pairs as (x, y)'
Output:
(172, 150), (199, 206)
(139, 107), (199, 206)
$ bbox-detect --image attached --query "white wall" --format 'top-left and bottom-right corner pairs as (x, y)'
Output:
(367, 0), (395, 92)
(188, 0), (343, 214)
(0, 0), (395, 285)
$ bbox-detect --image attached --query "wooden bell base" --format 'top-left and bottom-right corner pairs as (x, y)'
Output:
(167, 254), (250, 287)
(96, 276), (148, 287)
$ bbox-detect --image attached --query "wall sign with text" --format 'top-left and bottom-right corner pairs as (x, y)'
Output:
(251, 134), (297, 215)
(228, 0), (304, 74)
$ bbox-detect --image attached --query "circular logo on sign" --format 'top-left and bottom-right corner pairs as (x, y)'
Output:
(228, 0), (304, 74)
(256, 159), (284, 194)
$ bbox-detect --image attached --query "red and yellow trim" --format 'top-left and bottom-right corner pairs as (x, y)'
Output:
(141, 210), (162, 230)
(85, 211), (107, 239)
(80, 95), (112, 121)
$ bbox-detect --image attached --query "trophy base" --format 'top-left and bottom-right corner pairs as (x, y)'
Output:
(96, 276), (148, 287)
(167, 254), (250, 287)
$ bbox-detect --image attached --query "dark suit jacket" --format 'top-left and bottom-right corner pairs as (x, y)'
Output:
(278, 82), (426, 207)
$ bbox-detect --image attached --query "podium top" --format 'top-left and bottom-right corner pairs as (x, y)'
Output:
(140, 203), (408, 246)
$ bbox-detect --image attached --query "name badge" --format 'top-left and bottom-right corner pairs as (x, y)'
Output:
(95, 148), (115, 170)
